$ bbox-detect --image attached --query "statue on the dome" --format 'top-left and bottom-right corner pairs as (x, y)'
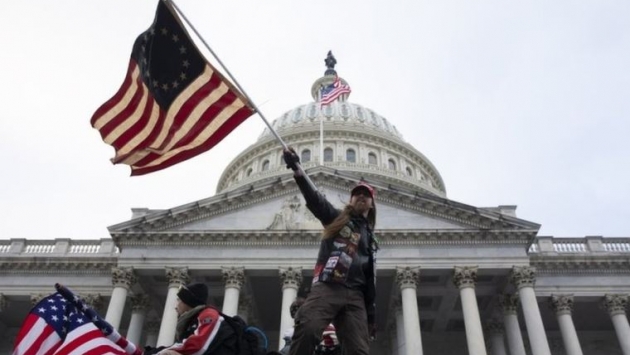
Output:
(324, 51), (337, 76)
(325, 51), (337, 70)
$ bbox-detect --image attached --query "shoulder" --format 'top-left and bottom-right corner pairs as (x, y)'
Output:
(197, 307), (220, 323)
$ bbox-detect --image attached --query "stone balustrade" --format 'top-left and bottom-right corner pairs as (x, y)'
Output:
(0, 238), (119, 255)
(529, 236), (630, 254)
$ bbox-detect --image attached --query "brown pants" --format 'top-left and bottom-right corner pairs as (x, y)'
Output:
(289, 282), (369, 355)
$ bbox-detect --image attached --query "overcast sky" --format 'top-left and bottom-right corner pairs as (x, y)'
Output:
(1, 1), (628, 241)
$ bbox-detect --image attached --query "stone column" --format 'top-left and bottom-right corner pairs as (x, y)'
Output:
(396, 266), (423, 355)
(126, 293), (150, 346)
(238, 295), (251, 323)
(278, 267), (302, 349)
(105, 267), (135, 329)
(453, 266), (487, 355)
(602, 294), (630, 355)
(550, 294), (583, 355)
(82, 293), (104, 312)
(499, 294), (526, 355)
(222, 267), (245, 316)
(510, 266), (551, 355)
(145, 320), (161, 347)
(485, 320), (507, 355)
(157, 267), (189, 346)
(394, 298), (406, 355)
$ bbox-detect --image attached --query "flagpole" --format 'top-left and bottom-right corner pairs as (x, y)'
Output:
(319, 89), (324, 166)
(165, 0), (316, 190)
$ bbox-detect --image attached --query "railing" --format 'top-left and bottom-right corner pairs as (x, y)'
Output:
(603, 242), (630, 252)
(0, 239), (118, 255)
(529, 237), (630, 254)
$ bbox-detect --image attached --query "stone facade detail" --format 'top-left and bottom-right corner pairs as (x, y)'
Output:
(222, 266), (245, 290)
(111, 267), (136, 289)
(550, 294), (574, 315)
(602, 294), (628, 316)
(396, 266), (420, 290)
(393, 296), (402, 311)
(279, 266), (303, 290)
(510, 266), (536, 289)
(453, 266), (477, 289)
(82, 293), (103, 311)
(145, 320), (161, 334)
(484, 319), (504, 335)
(131, 293), (150, 312)
(165, 267), (189, 288)
(0, 294), (6, 312)
(499, 293), (520, 315)
(30, 293), (47, 306)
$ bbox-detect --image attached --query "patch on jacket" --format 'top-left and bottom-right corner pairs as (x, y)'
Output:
(339, 226), (352, 239)
(200, 317), (213, 325)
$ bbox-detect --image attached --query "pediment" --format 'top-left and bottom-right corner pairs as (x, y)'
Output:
(109, 169), (539, 237)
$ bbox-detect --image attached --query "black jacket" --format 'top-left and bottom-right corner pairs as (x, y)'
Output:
(295, 176), (378, 325)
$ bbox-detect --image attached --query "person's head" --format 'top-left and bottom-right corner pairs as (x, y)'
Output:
(290, 297), (305, 319)
(323, 182), (376, 239)
(175, 282), (208, 316)
(350, 182), (376, 218)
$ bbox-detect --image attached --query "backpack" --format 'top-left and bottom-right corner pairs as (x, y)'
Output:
(205, 310), (268, 355)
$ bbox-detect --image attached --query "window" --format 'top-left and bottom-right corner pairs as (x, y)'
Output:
(346, 149), (356, 163)
(368, 152), (377, 165)
(406, 167), (413, 176)
(261, 160), (270, 171)
(301, 149), (311, 163)
(388, 159), (396, 170)
(324, 148), (333, 162)
(246, 168), (253, 177)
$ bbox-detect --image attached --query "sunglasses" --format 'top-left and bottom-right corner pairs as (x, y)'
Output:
(352, 189), (372, 198)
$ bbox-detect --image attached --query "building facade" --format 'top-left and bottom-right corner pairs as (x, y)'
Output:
(1, 69), (630, 355)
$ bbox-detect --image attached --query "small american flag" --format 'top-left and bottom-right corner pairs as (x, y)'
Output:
(319, 76), (351, 106)
(12, 292), (140, 355)
(91, 0), (255, 176)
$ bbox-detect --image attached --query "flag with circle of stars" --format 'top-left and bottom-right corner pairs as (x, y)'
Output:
(12, 292), (129, 355)
(90, 0), (256, 176)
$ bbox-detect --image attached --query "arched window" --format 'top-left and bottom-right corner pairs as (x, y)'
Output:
(324, 148), (333, 162)
(301, 149), (311, 163)
(246, 168), (253, 177)
(388, 159), (396, 170)
(368, 152), (377, 165)
(346, 149), (356, 163)
(406, 167), (413, 176)
(261, 160), (270, 171)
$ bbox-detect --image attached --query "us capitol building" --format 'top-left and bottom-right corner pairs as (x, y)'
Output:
(1, 59), (629, 355)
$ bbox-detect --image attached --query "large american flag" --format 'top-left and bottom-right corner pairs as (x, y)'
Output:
(91, 0), (255, 176)
(12, 292), (140, 355)
(319, 76), (351, 106)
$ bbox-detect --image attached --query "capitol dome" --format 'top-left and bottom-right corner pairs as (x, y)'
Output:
(217, 58), (446, 197)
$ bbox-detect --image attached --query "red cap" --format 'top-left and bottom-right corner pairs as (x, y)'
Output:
(351, 182), (376, 199)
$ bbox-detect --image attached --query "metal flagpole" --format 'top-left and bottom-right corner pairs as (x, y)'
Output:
(165, 0), (316, 190)
(319, 90), (324, 166)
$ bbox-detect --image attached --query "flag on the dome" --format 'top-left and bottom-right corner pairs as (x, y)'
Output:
(12, 290), (142, 355)
(320, 76), (351, 106)
(90, 0), (256, 176)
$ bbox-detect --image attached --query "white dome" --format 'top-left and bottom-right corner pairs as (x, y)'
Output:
(259, 101), (404, 142)
(217, 74), (445, 197)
